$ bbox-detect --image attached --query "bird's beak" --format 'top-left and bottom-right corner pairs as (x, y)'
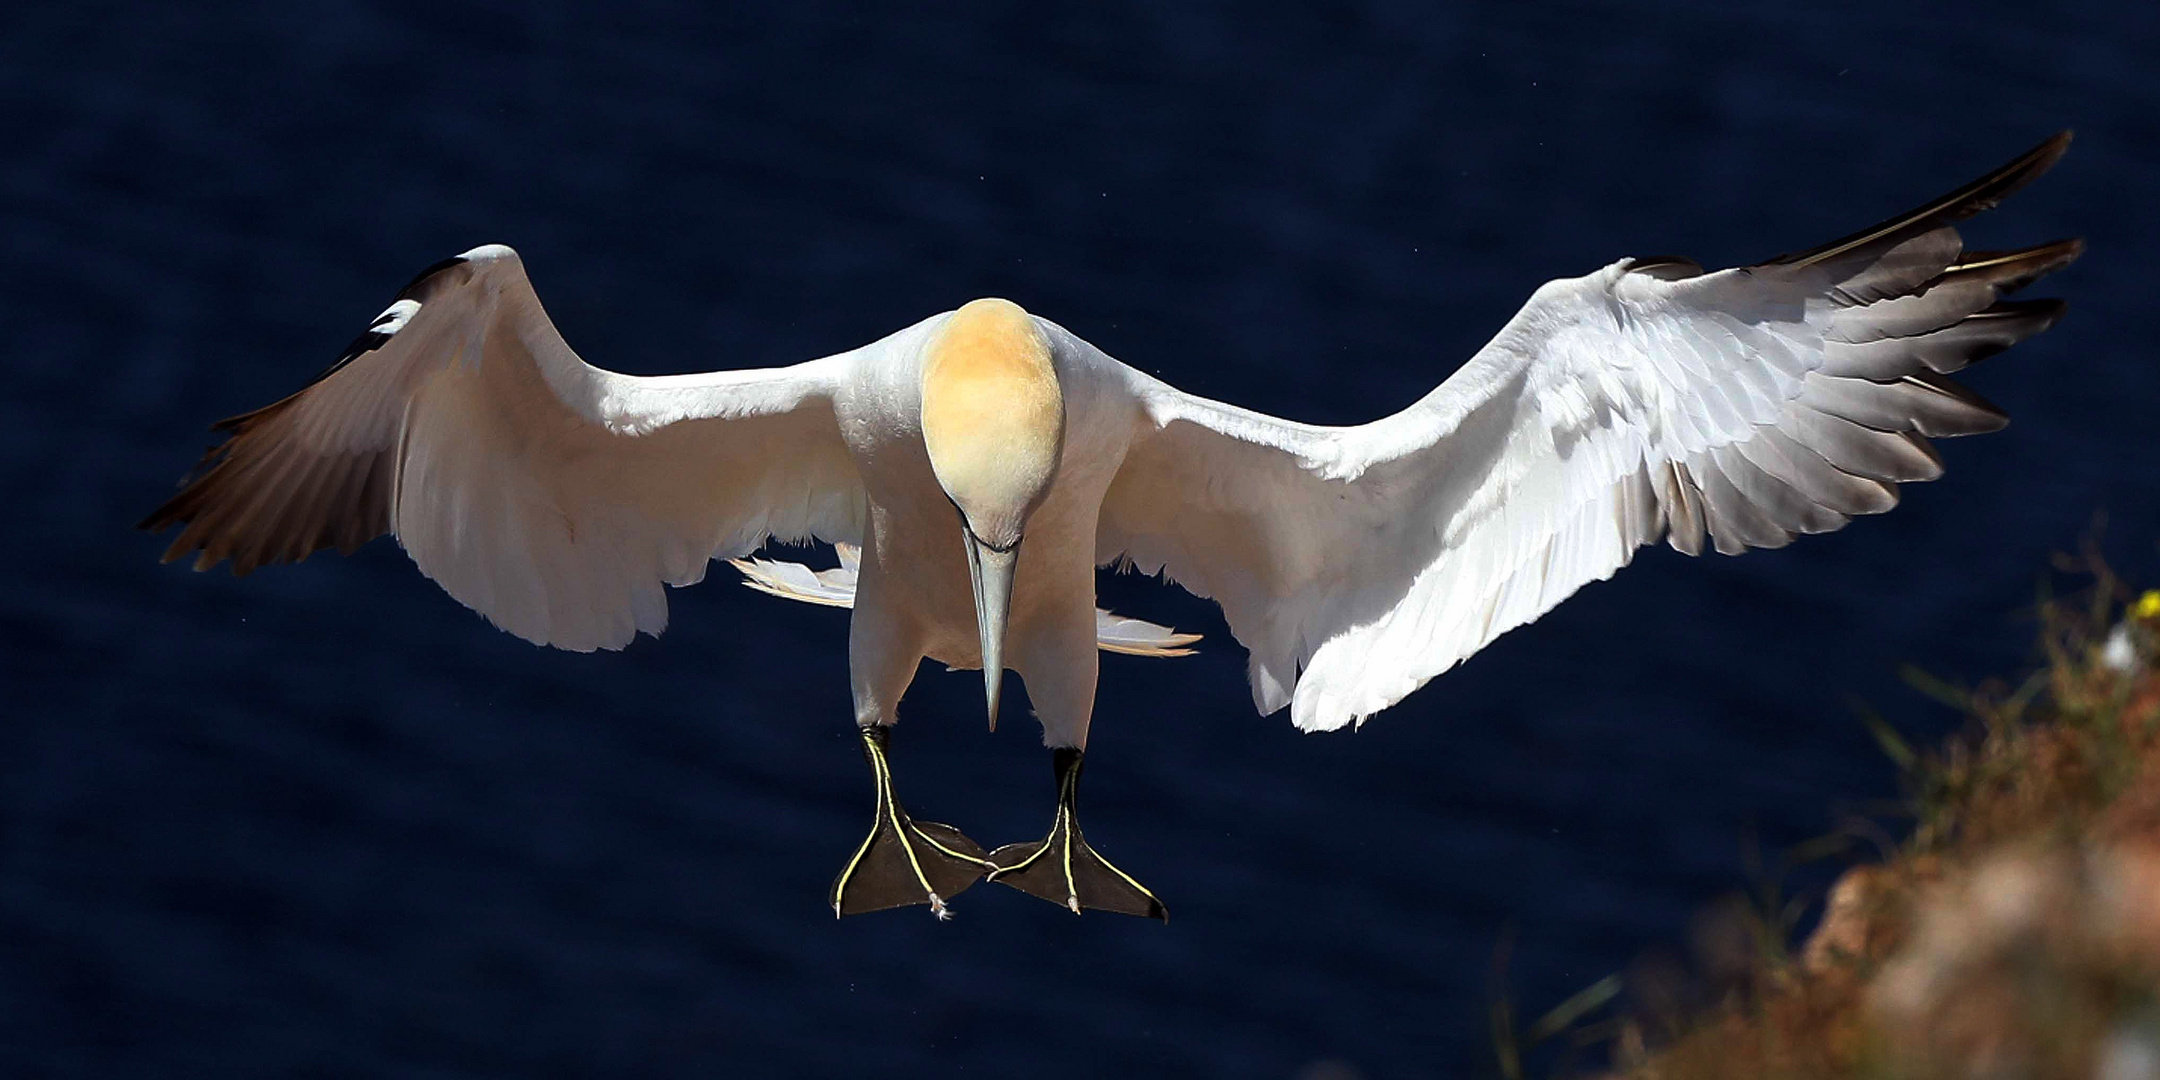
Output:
(962, 528), (1018, 732)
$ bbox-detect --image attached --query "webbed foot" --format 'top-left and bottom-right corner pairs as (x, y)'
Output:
(987, 748), (1167, 921)
(831, 726), (995, 919)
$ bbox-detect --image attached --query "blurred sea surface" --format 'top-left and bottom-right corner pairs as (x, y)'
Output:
(4, 3), (2157, 1077)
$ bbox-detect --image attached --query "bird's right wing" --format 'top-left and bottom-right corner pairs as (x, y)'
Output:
(1093, 133), (2078, 732)
(142, 245), (874, 652)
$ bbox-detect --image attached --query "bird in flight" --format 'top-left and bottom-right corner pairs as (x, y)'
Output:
(144, 133), (2079, 922)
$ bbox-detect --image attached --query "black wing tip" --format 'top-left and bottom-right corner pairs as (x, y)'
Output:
(1767, 130), (2076, 269)
(1958, 298), (2070, 369)
(138, 434), (240, 534)
(1961, 235), (2087, 265)
(2023, 298), (2070, 339)
(1905, 370), (2010, 425)
(1934, 128), (2074, 218)
(1985, 296), (2070, 322)
(208, 415), (250, 435)
(200, 250), (473, 439)
(144, 253), (472, 565)
(2046, 236), (2090, 277)
(1626, 254), (1706, 281)
(1949, 129), (2074, 222)
(137, 472), (210, 535)
(2024, 129), (2075, 176)
(394, 254), (472, 301)
(1944, 237), (2086, 297)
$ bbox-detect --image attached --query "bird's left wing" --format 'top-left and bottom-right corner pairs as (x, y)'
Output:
(142, 244), (871, 651)
(1093, 133), (2079, 732)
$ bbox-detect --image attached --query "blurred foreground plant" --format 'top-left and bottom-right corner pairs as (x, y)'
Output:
(1582, 560), (2160, 1080)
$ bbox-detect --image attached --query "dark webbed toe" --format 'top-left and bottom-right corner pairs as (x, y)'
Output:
(986, 747), (1167, 921)
(831, 726), (994, 919)
(988, 830), (1166, 921)
(831, 812), (991, 918)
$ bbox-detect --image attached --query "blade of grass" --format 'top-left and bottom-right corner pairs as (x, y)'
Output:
(1525, 975), (1623, 1045)
(1898, 664), (1971, 714)
(1852, 700), (1917, 773)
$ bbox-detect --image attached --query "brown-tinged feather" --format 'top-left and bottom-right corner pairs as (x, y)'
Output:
(1766, 131), (2072, 270)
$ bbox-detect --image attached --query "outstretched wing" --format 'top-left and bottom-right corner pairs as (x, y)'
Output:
(1094, 133), (2079, 732)
(141, 244), (869, 652)
(729, 544), (1203, 657)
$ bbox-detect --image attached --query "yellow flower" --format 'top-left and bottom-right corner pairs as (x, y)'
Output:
(2135, 590), (2160, 622)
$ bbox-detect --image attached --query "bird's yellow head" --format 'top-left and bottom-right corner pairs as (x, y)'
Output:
(920, 297), (1064, 731)
(920, 298), (1065, 548)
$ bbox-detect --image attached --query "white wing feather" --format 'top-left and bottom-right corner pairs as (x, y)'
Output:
(144, 244), (867, 651)
(1093, 136), (2075, 732)
(729, 544), (1202, 657)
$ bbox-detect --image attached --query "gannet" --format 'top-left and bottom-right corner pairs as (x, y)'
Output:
(142, 133), (2080, 921)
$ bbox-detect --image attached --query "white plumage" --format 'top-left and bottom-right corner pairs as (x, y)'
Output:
(146, 135), (2076, 745)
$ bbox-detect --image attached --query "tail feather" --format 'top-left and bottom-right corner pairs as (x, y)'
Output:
(730, 545), (1201, 658)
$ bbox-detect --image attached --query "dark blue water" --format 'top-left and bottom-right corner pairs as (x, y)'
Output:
(5, 3), (2157, 1076)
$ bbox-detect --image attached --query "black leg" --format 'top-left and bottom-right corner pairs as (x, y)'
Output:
(986, 749), (1168, 921)
(830, 725), (994, 919)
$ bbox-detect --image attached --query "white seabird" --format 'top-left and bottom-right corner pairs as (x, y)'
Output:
(144, 133), (2080, 921)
